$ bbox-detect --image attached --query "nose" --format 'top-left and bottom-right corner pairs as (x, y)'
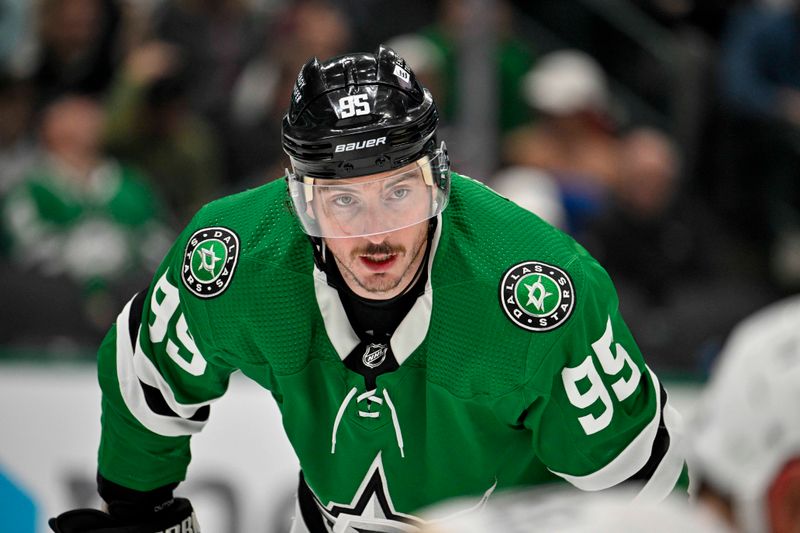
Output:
(363, 230), (391, 245)
(354, 202), (389, 241)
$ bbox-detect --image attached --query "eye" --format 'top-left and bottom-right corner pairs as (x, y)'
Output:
(332, 194), (356, 207)
(389, 188), (410, 200)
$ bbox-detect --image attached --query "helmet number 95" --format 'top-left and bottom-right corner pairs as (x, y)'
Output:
(338, 94), (371, 118)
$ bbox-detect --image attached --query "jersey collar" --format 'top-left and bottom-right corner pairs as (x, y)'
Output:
(313, 214), (442, 365)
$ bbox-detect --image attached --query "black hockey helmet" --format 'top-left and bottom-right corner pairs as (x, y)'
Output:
(282, 45), (450, 238)
(282, 44), (446, 181)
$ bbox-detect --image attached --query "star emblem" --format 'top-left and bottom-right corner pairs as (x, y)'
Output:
(197, 245), (222, 274)
(524, 275), (552, 312)
(316, 454), (424, 533)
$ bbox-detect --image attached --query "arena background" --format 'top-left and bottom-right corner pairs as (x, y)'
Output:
(1, 0), (798, 530)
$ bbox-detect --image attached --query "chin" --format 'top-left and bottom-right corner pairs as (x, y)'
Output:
(360, 275), (400, 294)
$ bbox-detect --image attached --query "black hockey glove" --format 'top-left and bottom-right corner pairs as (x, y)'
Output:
(48, 497), (199, 533)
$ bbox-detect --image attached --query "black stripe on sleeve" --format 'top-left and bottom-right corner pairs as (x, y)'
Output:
(97, 472), (178, 507)
(140, 381), (210, 422)
(128, 288), (210, 423)
(128, 288), (148, 348)
(298, 471), (329, 533)
(627, 384), (670, 482)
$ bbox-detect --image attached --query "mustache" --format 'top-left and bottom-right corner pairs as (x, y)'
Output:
(352, 241), (405, 258)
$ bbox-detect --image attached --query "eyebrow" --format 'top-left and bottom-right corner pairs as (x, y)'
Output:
(319, 171), (420, 194)
(384, 171), (419, 188)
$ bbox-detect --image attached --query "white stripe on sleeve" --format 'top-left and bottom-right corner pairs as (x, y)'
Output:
(115, 297), (212, 437)
(548, 367), (663, 491)
(633, 402), (685, 502)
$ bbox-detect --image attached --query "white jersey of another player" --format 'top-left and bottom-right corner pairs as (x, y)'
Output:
(689, 295), (800, 533)
(418, 486), (730, 533)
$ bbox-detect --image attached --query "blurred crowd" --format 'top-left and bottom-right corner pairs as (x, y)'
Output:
(0, 0), (798, 376)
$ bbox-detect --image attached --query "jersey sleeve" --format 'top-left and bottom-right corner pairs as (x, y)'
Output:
(97, 213), (237, 491)
(523, 254), (686, 500)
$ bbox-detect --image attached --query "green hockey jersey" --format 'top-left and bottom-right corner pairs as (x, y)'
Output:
(97, 173), (685, 531)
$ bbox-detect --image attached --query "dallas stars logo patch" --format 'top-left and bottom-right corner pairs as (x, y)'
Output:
(181, 227), (240, 298)
(499, 261), (575, 332)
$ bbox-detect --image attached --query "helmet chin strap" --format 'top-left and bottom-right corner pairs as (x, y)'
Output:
(307, 234), (326, 272)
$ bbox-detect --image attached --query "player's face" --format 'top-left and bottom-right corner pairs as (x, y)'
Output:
(323, 218), (429, 300)
(304, 160), (437, 299)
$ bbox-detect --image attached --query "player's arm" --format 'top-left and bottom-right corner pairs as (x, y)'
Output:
(524, 255), (687, 501)
(49, 477), (198, 533)
(50, 214), (237, 530)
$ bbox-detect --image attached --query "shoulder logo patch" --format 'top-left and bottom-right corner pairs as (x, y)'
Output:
(499, 261), (575, 332)
(182, 226), (240, 298)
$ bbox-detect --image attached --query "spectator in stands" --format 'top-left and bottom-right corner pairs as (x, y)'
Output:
(716, 2), (800, 289)
(583, 128), (777, 372)
(0, 74), (37, 258)
(0, 75), (36, 198)
(1, 95), (171, 344)
(228, 0), (352, 185)
(151, 0), (266, 184)
(103, 41), (223, 225)
(582, 128), (687, 304)
(503, 50), (618, 234)
(412, 0), (536, 134)
(719, 3), (800, 121)
(489, 166), (566, 230)
(31, 0), (124, 107)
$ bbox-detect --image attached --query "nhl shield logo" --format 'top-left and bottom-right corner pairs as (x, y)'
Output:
(362, 343), (388, 369)
(182, 227), (240, 298)
(499, 261), (575, 332)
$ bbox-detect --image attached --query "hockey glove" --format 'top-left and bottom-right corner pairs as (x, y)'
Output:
(48, 497), (199, 533)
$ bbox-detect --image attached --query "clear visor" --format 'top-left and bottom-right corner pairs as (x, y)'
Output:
(288, 149), (449, 238)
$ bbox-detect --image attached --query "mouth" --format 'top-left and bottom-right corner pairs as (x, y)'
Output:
(359, 253), (398, 272)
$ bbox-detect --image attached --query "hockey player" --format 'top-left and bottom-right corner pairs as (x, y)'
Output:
(689, 295), (800, 533)
(49, 45), (687, 533)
